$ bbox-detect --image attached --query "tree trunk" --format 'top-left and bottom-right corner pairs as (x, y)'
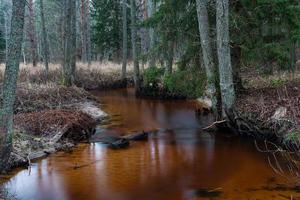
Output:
(147, 0), (156, 68)
(130, 0), (140, 91)
(70, 0), (76, 81)
(0, 0), (25, 173)
(63, 0), (76, 86)
(86, 0), (92, 65)
(40, 0), (50, 78)
(80, 0), (91, 65)
(231, 45), (243, 92)
(165, 41), (173, 74)
(3, 11), (10, 62)
(216, 0), (235, 113)
(28, 0), (38, 67)
(121, 0), (128, 80)
(195, 0), (218, 112)
(80, 0), (88, 63)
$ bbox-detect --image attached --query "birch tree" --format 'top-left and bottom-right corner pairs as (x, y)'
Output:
(130, 0), (140, 91)
(121, 0), (128, 80)
(40, 0), (50, 77)
(0, 0), (26, 172)
(216, 0), (235, 112)
(196, 0), (217, 112)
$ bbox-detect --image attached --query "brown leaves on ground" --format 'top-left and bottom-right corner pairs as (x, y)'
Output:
(236, 80), (300, 125)
(14, 109), (96, 141)
(10, 84), (95, 114)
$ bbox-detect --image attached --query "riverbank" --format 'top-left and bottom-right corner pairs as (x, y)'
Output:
(229, 73), (300, 150)
(2, 87), (300, 200)
(0, 83), (107, 172)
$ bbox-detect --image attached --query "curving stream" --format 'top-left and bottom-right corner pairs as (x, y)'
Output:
(1, 88), (299, 200)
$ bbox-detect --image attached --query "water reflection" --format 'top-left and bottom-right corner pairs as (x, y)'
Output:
(1, 88), (299, 200)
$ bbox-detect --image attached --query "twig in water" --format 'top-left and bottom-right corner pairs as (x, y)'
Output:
(202, 120), (226, 131)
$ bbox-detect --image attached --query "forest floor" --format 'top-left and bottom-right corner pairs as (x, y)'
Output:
(234, 70), (300, 149)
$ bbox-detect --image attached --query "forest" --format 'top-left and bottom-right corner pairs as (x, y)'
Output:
(0, 0), (300, 199)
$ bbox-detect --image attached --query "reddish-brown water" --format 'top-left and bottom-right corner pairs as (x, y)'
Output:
(1, 88), (299, 200)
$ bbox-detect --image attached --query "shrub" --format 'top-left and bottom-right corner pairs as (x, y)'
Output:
(143, 67), (165, 86)
(163, 68), (206, 98)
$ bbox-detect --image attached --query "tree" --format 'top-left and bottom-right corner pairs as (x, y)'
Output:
(70, 0), (76, 80)
(27, 0), (38, 67)
(121, 0), (128, 80)
(216, 0), (235, 112)
(0, 0), (26, 172)
(130, 0), (140, 91)
(92, 0), (123, 60)
(86, 0), (92, 65)
(40, 0), (50, 77)
(80, 0), (88, 63)
(195, 0), (218, 113)
(63, 0), (76, 86)
(147, 0), (156, 68)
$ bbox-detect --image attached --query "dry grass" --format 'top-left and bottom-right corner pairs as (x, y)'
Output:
(0, 61), (134, 88)
(242, 69), (300, 89)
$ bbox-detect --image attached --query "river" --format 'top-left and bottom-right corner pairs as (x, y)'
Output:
(1, 88), (299, 200)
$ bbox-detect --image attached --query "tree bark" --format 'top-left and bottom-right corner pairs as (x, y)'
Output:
(130, 0), (140, 91)
(195, 0), (218, 112)
(216, 0), (235, 113)
(28, 0), (38, 67)
(80, 0), (88, 63)
(3, 12), (8, 62)
(231, 45), (243, 92)
(70, 0), (76, 81)
(63, 0), (76, 86)
(121, 0), (128, 80)
(86, 0), (92, 65)
(165, 41), (173, 74)
(40, 0), (50, 78)
(0, 0), (25, 173)
(147, 0), (156, 68)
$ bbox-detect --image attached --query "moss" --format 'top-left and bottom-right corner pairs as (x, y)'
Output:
(270, 78), (287, 87)
(284, 131), (300, 143)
